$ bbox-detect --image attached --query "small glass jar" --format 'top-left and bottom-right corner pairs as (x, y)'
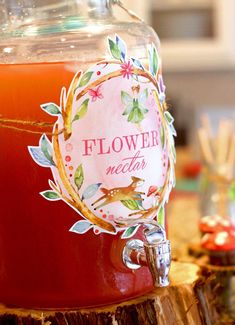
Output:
(200, 162), (235, 222)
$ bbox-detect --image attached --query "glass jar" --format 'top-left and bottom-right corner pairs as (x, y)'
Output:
(200, 163), (235, 223)
(0, 0), (175, 308)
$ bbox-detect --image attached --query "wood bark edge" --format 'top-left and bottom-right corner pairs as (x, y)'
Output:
(0, 262), (220, 325)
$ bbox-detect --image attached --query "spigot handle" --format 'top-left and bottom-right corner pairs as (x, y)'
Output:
(144, 240), (171, 287)
(122, 219), (171, 287)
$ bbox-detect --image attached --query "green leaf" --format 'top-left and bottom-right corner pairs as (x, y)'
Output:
(73, 98), (89, 122)
(158, 206), (165, 227)
(164, 111), (174, 125)
(152, 46), (159, 76)
(74, 164), (84, 190)
(69, 220), (93, 234)
(171, 145), (176, 163)
(78, 72), (93, 87)
(148, 45), (159, 77)
(28, 146), (54, 167)
(108, 39), (121, 60)
(40, 190), (60, 201)
(170, 123), (177, 137)
(121, 199), (139, 210)
(121, 225), (140, 239)
(229, 183), (235, 201)
(116, 35), (126, 61)
(82, 183), (102, 200)
(131, 58), (145, 70)
(40, 134), (55, 166)
(41, 103), (61, 116)
(160, 124), (165, 149)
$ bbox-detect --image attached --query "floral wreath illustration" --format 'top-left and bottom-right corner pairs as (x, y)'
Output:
(28, 35), (176, 239)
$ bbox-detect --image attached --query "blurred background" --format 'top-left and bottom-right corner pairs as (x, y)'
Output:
(125, 0), (235, 146)
(123, 0), (235, 263)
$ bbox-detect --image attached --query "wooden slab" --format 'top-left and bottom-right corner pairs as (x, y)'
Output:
(0, 262), (219, 325)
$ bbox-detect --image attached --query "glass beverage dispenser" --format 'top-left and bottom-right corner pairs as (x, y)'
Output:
(0, 0), (176, 308)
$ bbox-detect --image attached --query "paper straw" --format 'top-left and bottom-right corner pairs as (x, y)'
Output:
(201, 114), (212, 138)
(228, 134), (235, 165)
(217, 120), (231, 164)
(198, 127), (214, 164)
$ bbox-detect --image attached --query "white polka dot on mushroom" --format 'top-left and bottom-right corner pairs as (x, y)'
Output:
(208, 220), (217, 227)
(220, 219), (230, 227)
(214, 232), (228, 246)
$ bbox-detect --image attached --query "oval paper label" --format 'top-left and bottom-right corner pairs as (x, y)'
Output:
(28, 35), (176, 238)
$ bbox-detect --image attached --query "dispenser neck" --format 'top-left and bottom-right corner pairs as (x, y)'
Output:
(0, 0), (113, 35)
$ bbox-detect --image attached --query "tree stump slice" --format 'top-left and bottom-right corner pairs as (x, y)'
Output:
(0, 262), (219, 325)
(188, 242), (235, 323)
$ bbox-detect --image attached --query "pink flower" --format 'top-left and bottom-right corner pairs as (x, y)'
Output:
(88, 85), (103, 102)
(120, 61), (134, 79)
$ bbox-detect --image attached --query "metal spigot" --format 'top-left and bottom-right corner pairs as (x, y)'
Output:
(122, 220), (171, 287)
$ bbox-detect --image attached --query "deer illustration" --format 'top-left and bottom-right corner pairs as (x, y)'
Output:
(91, 176), (145, 210)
